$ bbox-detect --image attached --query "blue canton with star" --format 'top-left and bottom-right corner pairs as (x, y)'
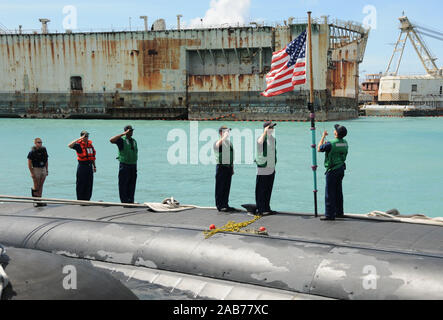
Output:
(286, 30), (307, 68)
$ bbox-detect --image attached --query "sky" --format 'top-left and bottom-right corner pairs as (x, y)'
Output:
(0, 0), (442, 75)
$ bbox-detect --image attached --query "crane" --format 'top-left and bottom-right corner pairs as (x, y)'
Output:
(385, 16), (442, 76)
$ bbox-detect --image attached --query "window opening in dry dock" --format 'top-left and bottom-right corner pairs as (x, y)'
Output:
(70, 76), (83, 91)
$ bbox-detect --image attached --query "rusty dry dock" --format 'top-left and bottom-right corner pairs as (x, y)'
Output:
(0, 18), (368, 121)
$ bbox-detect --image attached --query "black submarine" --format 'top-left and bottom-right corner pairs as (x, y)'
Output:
(1, 196), (443, 300)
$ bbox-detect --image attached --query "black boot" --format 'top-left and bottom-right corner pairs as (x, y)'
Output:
(32, 189), (38, 207)
(32, 189), (47, 207)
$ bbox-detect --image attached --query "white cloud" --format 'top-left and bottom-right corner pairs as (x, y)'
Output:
(186, 0), (251, 28)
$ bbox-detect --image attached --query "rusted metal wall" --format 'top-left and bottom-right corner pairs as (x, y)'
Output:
(0, 32), (198, 93)
(0, 26), (332, 93)
(328, 41), (359, 99)
(0, 23), (366, 120)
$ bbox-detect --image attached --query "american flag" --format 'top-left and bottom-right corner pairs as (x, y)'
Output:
(261, 30), (307, 97)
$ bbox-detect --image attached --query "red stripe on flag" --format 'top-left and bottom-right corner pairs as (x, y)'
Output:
(261, 85), (294, 97)
(266, 68), (294, 84)
(265, 78), (293, 91)
(292, 79), (306, 85)
(292, 70), (306, 77)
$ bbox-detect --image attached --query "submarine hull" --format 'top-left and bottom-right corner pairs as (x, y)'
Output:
(0, 246), (138, 300)
(0, 203), (442, 300)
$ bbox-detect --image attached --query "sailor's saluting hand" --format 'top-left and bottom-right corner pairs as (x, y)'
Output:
(110, 128), (134, 144)
(78, 134), (88, 143)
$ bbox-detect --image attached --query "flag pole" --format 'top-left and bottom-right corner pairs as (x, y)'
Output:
(307, 11), (318, 218)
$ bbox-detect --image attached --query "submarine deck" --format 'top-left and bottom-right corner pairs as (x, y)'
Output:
(1, 203), (442, 258)
(1, 203), (443, 300)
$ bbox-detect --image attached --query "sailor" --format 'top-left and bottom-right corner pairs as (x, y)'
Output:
(27, 138), (49, 207)
(68, 131), (96, 201)
(110, 125), (138, 204)
(214, 125), (236, 212)
(255, 121), (277, 216)
(318, 124), (349, 221)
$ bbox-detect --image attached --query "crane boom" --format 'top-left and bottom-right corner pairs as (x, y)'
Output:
(385, 16), (439, 76)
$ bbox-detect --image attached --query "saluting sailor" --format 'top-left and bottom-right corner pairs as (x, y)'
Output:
(68, 131), (96, 201)
(110, 125), (138, 204)
(214, 125), (236, 212)
(318, 124), (349, 221)
(255, 121), (277, 216)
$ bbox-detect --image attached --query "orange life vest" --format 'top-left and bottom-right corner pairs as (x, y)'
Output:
(76, 140), (96, 162)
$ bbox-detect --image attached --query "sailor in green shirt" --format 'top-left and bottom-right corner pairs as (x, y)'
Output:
(110, 125), (138, 204)
(214, 125), (236, 212)
(318, 124), (349, 221)
(255, 121), (277, 216)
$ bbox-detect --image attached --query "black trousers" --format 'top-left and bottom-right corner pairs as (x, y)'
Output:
(255, 171), (275, 214)
(325, 166), (345, 219)
(76, 162), (93, 201)
(119, 163), (137, 204)
(215, 165), (233, 210)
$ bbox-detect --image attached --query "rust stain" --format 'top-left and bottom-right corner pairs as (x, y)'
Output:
(194, 76), (203, 88)
(328, 60), (356, 97)
(188, 74), (258, 92)
(216, 75), (223, 90)
(6, 40), (10, 59)
(73, 37), (77, 59)
(342, 62), (348, 91)
(50, 40), (55, 61)
(62, 37), (66, 58)
(225, 75), (232, 91)
(11, 39), (15, 60)
(123, 79), (132, 91)
(110, 39), (117, 55)
(243, 36), (249, 47)
(136, 38), (201, 90)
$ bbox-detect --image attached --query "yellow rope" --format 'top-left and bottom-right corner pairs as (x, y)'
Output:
(204, 216), (263, 239)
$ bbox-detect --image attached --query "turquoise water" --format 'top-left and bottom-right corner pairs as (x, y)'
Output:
(1, 117), (442, 217)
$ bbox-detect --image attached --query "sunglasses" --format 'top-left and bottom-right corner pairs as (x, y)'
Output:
(36, 141), (42, 144)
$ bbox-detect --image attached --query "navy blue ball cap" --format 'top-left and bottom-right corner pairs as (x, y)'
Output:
(264, 121), (277, 129)
(334, 124), (347, 138)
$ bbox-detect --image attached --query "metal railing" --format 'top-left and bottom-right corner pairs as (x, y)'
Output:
(0, 17), (336, 35)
